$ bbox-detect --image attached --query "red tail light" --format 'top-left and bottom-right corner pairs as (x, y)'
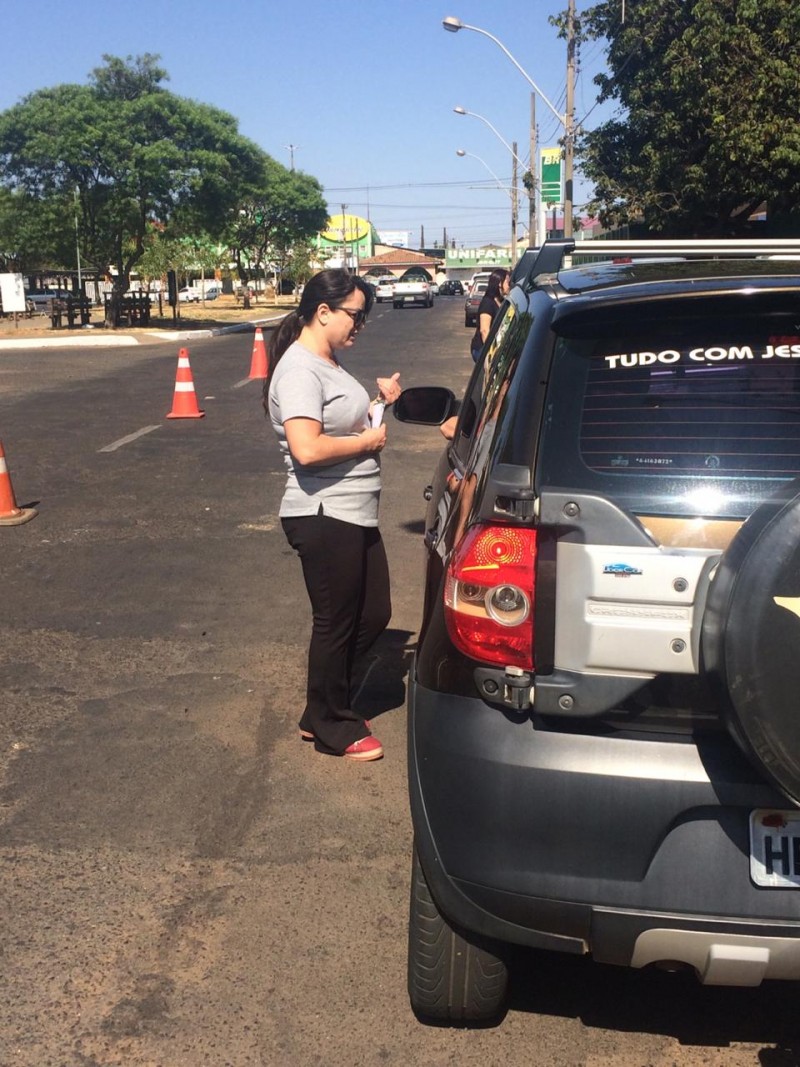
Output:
(444, 524), (537, 669)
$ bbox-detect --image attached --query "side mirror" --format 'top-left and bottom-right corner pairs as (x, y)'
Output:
(393, 386), (456, 426)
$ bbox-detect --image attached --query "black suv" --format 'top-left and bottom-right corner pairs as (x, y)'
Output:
(393, 239), (800, 1024)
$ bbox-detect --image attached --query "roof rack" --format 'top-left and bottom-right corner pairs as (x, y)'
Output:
(519, 237), (800, 288)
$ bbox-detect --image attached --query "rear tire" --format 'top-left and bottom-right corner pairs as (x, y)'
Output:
(393, 302), (401, 309)
(408, 845), (508, 1023)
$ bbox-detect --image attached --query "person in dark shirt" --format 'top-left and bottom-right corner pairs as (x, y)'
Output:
(470, 268), (510, 361)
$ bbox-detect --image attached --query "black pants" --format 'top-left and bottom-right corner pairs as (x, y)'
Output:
(281, 512), (392, 754)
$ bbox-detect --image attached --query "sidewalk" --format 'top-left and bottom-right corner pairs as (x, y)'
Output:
(0, 302), (288, 350)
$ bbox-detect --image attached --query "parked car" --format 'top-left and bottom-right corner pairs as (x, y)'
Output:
(25, 288), (72, 311)
(393, 238), (800, 1024)
(374, 277), (397, 303)
(440, 280), (464, 296)
(464, 279), (488, 326)
(469, 269), (494, 290)
(180, 284), (221, 301)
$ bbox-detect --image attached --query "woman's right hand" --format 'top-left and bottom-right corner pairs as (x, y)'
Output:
(360, 425), (387, 452)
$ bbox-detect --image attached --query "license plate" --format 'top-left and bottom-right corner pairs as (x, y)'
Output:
(749, 809), (800, 888)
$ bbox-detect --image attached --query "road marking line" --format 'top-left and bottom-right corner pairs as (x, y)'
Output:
(98, 425), (161, 452)
(233, 377), (256, 389)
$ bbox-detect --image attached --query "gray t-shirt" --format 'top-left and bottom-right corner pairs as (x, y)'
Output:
(268, 341), (381, 526)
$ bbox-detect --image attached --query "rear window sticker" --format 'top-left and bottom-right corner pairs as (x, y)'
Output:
(603, 343), (800, 369)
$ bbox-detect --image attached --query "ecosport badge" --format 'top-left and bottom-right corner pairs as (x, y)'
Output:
(603, 563), (643, 577)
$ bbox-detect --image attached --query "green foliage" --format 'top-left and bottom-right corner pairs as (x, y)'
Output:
(228, 164), (329, 284)
(90, 53), (168, 100)
(579, 0), (800, 234)
(0, 186), (75, 270)
(283, 238), (318, 289)
(0, 54), (268, 296)
(135, 226), (184, 290)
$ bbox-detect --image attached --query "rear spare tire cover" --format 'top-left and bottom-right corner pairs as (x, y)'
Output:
(702, 484), (800, 804)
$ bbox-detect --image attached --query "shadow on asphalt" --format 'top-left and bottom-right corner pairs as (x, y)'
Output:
(353, 627), (414, 720)
(506, 946), (800, 1058)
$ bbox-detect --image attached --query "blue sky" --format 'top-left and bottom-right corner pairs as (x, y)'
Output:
(1, 0), (615, 247)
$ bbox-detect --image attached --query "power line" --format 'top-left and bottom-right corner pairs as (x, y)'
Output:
(340, 203), (512, 211)
(323, 178), (503, 192)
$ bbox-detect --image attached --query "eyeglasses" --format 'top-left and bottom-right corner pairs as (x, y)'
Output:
(335, 306), (367, 329)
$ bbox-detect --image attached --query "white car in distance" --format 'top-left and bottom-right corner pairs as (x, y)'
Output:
(374, 277), (397, 303)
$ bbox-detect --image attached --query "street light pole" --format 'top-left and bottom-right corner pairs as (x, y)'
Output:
(564, 0), (576, 239)
(284, 144), (299, 171)
(454, 106), (525, 257)
(511, 141), (519, 262)
(456, 149), (516, 261)
(74, 186), (83, 294)
(443, 14), (574, 237)
(529, 93), (537, 245)
(453, 106), (525, 170)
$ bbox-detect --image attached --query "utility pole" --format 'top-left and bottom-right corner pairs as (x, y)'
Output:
(529, 93), (537, 245)
(564, 0), (576, 238)
(341, 203), (348, 270)
(511, 141), (518, 263)
(420, 224), (425, 250)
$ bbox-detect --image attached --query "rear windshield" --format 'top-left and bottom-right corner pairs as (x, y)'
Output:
(539, 309), (800, 518)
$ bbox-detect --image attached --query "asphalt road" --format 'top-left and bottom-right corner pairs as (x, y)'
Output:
(1, 299), (798, 1066)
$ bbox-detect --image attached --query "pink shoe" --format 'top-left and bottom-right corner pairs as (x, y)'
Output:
(343, 736), (384, 761)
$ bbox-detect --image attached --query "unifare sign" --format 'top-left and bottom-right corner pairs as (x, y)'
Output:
(446, 247), (511, 267)
(540, 147), (562, 206)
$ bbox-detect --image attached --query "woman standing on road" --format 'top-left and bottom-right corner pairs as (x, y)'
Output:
(265, 269), (401, 762)
(470, 267), (510, 362)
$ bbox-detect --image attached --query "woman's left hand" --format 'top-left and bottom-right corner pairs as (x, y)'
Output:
(376, 372), (402, 404)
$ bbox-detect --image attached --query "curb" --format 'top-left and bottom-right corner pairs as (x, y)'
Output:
(0, 334), (140, 350)
(0, 313), (287, 351)
(151, 314), (287, 342)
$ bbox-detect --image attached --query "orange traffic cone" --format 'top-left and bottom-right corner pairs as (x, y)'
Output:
(0, 440), (37, 526)
(248, 327), (268, 379)
(166, 348), (205, 419)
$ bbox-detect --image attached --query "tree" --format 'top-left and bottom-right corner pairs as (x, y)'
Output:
(135, 225), (183, 298)
(0, 187), (74, 271)
(228, 162), (328, 290)
(283, 238), (318, 295)
(579, 0), (800, 234)
(0, 54), (268, 323)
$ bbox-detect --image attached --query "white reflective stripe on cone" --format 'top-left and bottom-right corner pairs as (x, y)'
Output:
(173, 382), (195, 392)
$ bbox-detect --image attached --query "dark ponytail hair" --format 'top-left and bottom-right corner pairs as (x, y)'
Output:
(265, 269), (373, 385)
(485, 268), (509, 302)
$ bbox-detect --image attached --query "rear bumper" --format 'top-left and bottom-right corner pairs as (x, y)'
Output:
(408, 674), (800, 978)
